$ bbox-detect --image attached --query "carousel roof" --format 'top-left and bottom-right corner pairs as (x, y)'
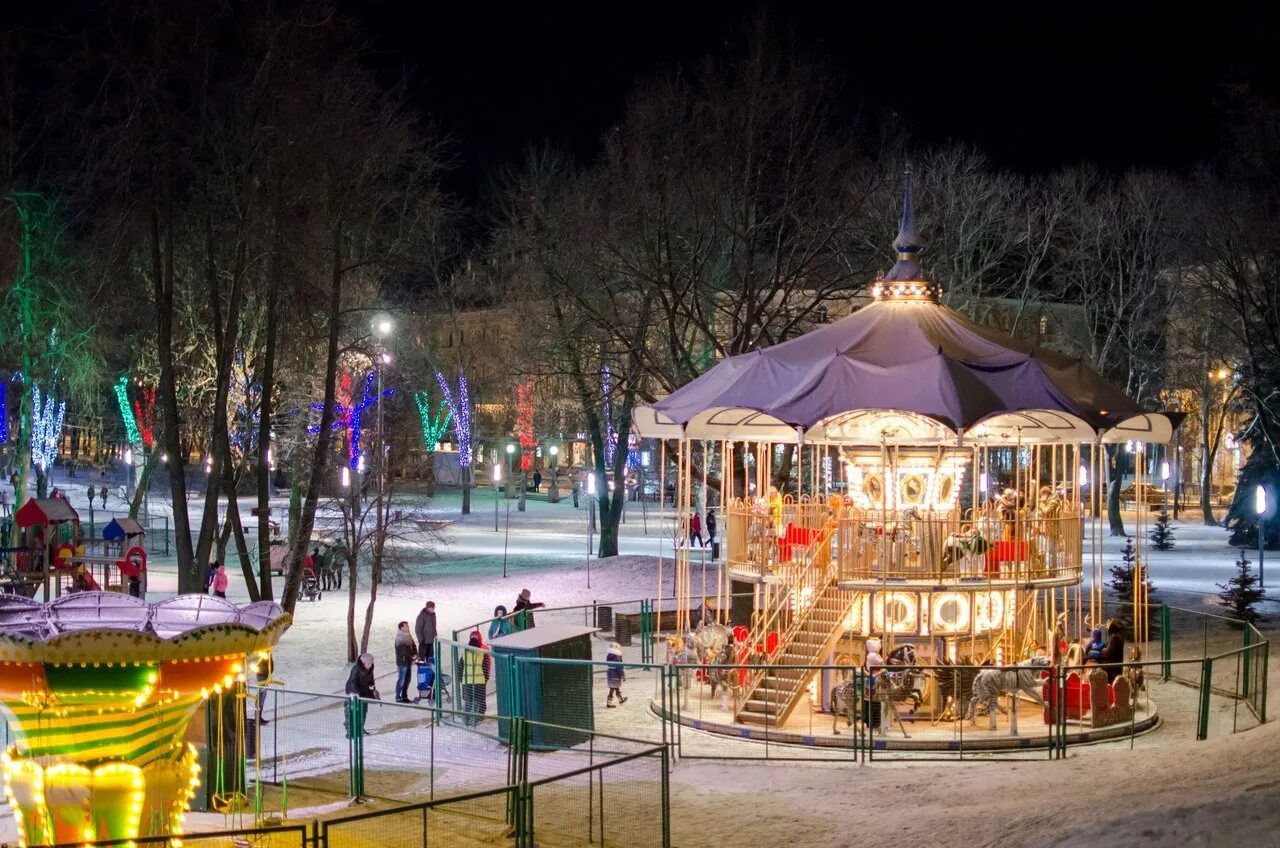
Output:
(634, 172), (1173, 446)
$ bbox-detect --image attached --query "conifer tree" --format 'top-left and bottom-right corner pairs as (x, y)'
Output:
(1148, 508), (1175, 551)
(1217, 550), (1265, 624)
(1109, 537), (1156, 637)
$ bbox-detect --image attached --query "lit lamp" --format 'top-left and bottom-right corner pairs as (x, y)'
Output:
(1161, 460), (1170, 510)
(493, 462), (502, 532)
(1078, 464), (1089, 487)
(341, 466), (350, 488)
(1257, 485), (1267, 590)
(585, 472), (598, 586)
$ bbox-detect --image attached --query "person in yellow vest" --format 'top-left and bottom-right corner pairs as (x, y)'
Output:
(459, 630), (491, 727)
(767, 486), (784, 535)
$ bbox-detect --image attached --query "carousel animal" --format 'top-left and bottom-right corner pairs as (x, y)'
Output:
(965, 657), (1050, 729)
(830, 673), (858, 734)
(940, 533), (990, 573)
(883, 644), (927, 713)
(704, 640), (741, 708)
(831, 644), (928, 736)
(932, 656), (985, 724)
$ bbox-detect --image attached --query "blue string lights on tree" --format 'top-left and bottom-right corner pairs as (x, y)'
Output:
(228, 353), (262, 452)
(31, 384), (65, 471)
(309, 370), (394, 472)
(435, 371), (471, 468)
(601, 366), (638, 473)
(0, 379), (8, 445)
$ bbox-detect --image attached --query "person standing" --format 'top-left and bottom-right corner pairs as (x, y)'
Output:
(394, 621), (418, 703)
(605, 642), (628, 707)
(688, 511), (704, 547)
(100, 484), (110, 509)
(86, 485), (96, 510)
(571, 476), (580, 508)
(1100, 619), (1126, 684)
(414, 600), (438, 664)
(210, 562), (228, 598)
(459, 631), (490, 727)
(489, 605), (515, 641)
(256, 654), (274, 724)
(706, 508), (717, 544)
(532, 470), (542, 493)
(344, 653), (378, 737)
(513, 588), (544, 629)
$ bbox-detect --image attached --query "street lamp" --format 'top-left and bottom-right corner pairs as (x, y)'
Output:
(585, 472), (597, 587)
(492, 462), (502, 533)
(1078, 463), (1088, 487)
(1161, 460), (1170, 511)
(547, 445), (560, 503)
(1257, 485), (1267, 590)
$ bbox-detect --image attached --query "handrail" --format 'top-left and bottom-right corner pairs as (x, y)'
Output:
(735, 522), (838, 712)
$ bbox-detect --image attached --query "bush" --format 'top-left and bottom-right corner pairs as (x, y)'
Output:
(1216, 550), (1265, 624)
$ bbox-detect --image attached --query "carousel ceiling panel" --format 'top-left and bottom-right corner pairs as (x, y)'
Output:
(967, 411), (1098, 444)
(1101, 414), (1175, 444)
(631, 405), (684, 438)
(683, 408), (800, 441)
(806, 409), (957, 445)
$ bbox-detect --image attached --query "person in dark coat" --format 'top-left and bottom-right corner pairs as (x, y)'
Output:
(706, 509), (718, 543)
(513, 588), (544, 629)
(1100, 619), (1125, 684)
(394, 621), (418, 702)
(532, 470), (542, 492)
(344, 653), (378, 737)
(606, 642), (627, 707)
(414, 600), (437, 663)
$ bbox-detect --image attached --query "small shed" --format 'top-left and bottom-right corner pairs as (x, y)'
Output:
(102, 517), (145, 545)
(490, 624), (597, 748)
(14, 499), (81, 600)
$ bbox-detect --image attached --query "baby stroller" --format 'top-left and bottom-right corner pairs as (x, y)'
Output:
(416, 657), (451, 704)
(299, 565), (322, 602)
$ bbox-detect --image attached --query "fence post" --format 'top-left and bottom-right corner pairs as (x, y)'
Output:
(1159, 604), (1171, 681)
(639, 600), (650, 664)
(1197, 658), (1213, 741)
(1260, 640), (1269, 724)
(1242, 625), (1253, 698)
(660, 744), (671, 848)
(346, 695), (365, 799)
(164, 516), (170, 556)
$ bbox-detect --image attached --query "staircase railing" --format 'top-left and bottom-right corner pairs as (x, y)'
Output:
(735, 523), (838, 712)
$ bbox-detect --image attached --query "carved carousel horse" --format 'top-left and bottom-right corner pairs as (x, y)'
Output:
(829, 644), (927, 735)
(965, 657), (1050, 730)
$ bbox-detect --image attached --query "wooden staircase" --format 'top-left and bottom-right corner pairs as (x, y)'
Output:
(734, 527), (858, 727)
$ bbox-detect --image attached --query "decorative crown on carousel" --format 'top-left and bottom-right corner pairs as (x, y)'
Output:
(0, 592), (290, 847)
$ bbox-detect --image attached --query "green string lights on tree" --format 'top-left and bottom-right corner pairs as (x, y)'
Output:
(413, 389), (452, 448)
(114, 375), (142, 445)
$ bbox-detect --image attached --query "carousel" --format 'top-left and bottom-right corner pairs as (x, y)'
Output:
(634, 174), (1172, 747)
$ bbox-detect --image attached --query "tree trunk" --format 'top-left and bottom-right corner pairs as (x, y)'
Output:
(1200, 407), (1217, 527)
(128, 446), (162, 519)
(461, 467), (471, 515)
(424, 451), (436, 498)
(223, 480), (260, 603)
(282, 218), (343, 613)
(1107, 445), (1127, 537)
(194, 233), (248, 576)
(256, 189), (282, 601)
(345, 548), (359, 661)
(152, 208), (197, 590)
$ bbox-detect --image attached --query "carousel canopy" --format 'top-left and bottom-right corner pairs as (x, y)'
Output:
(635, 171), (1173, 446)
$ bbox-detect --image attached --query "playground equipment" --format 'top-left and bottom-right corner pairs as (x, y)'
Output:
(0, 592), (290, 846)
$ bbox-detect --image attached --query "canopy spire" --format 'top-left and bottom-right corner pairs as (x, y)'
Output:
(873, 164), (939, 302)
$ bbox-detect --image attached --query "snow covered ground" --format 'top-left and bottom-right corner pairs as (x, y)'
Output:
(7, 474), (1279, 846)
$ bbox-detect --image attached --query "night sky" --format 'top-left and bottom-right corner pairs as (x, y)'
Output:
(354, 1), (1278, 193)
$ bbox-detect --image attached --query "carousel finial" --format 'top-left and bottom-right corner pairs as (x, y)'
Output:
(872, 164), (937, 302)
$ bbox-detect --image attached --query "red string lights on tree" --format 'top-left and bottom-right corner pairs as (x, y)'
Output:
(516, 382), (536, 472)
(131, 387), (156, 448)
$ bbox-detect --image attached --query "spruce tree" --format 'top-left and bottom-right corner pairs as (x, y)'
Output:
(1217, 550), (1265, 624)
(1148, 508), (1175, 551)
(1109, 537), (1156, 637)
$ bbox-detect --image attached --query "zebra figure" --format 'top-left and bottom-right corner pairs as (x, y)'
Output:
(829, 643), (927, 736)
(965, 657), (1050, 730)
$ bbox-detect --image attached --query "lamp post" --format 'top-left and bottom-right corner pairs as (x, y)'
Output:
(492, 461), (501, 533)
(505, 443), (516, 499)
(373, 316), (393, 516)
(1161, 460), (1170, 512)
(548, 444), (560, 503)
(586, 471), (597, 588)
(1257, 485), (1267, 590)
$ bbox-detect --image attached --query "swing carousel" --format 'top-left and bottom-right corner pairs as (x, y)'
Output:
(0, 592), (289, 846)
(634, 174), (1173, 744)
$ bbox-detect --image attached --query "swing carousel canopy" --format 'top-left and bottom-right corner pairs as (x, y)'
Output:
(634, 179), (1173, 447)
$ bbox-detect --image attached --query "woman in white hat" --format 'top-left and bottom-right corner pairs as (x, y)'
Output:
(606, 642), (627, 706)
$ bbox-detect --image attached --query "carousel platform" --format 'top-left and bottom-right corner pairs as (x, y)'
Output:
(650, 692), (1160, 752)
